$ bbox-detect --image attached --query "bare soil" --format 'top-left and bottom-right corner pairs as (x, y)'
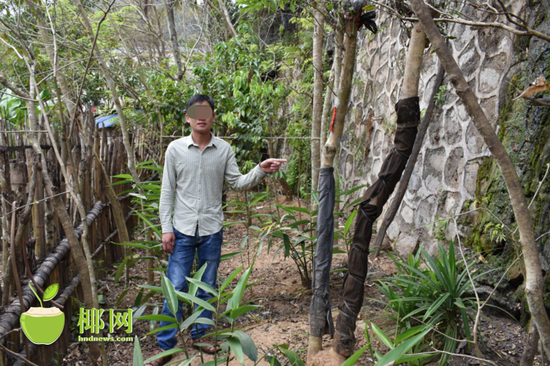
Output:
(18, 194), (546, 365)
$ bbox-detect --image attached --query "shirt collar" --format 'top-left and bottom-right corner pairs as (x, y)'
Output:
(183, 133), (218, 148)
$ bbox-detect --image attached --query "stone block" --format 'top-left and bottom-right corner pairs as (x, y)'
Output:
(445, 147), (465, 189)
(395, 233), (419, 257)
(400, 203), (414, 224)
(466, 123), (486, 156)
(464, 160), (480, 197)
(443, 108), (463, 146)
(423, 147), (446, 191)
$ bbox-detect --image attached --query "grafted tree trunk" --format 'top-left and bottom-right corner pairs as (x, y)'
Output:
(374, 65), (445, 255)
(333, 21), (427, 358)
(320, 18), (343, 151)
(410, 0), (550, 358)
(311, 0), (325, 194)
(308, 13), (360, 361)
(320, 19), (359, 169)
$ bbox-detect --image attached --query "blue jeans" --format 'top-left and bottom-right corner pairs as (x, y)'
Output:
(157, 227), (223, 350)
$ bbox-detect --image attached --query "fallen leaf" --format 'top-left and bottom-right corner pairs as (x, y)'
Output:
(515, 75), (550, 100)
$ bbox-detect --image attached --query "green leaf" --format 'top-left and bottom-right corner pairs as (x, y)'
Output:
(228, 337), (245, 364)
(174, 291), (216, 312)
(114, 256), (129, 283)
(138, 284), (163, 294)
(143, 348), (184, 365)
(43, 283), (59, 302)
(371, 323), (393, 349)
(116, 288), (130, 306)
(374, 327), (431, 366)
(342, 344), (369, 366)
(115, 242), (158, 250)
(188, 264), (208, 297)
(146, 323), (177, 336)
(180, 309), (206, 330)
(267, 354), (282, 366)
(394, 325), (428, 344)
(134, 212), (161, 236)
(221, 251), (242, 261)
(344, 209), (357, 236)
(185, 277), (218, 297)
(135, 314), (177, 323)
(455, 297), (466, 309)
(229, 266), (252, 312)
(176, 356), (197, 366)
(241, 236), (249, 249)
(220, 266), (244, 292)
(133, 336), (144, 366)
(276, 345), (304, 366)
(233, 330), (258, 361)
(161, 274), (179, 318)
(423, 293), (450, 321)
(197, 358), (228, 366)
(230, 305), (262, 320)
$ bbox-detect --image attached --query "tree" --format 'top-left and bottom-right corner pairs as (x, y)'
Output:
(410, 0), (550, 358)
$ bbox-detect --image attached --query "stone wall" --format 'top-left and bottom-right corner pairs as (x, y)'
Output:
(337, 1), (525, 254)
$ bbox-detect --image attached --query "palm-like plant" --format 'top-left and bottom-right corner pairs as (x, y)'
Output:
(375, 241), (485, 365)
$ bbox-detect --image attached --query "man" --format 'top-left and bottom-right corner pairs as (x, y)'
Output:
(147, 95), (285, 366)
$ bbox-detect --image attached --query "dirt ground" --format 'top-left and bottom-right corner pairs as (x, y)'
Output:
(3, 194), (546, 366)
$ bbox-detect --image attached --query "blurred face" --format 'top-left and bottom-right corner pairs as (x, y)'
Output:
(186, 101), (214, 135)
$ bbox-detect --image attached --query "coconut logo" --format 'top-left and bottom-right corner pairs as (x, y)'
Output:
(20, 283), (65, 345)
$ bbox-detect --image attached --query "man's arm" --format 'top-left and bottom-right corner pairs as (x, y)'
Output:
(224, 149), (286, 191)
(159, 145), (176, 253)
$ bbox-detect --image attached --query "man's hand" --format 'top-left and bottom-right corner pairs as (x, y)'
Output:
(260, 158), (287, 174)
(162, 232), (176, 254)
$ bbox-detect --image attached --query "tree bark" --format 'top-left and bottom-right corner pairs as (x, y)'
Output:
(166, 0), (184, 80)
(320, 19), (359, 169)
(410, 0), (550, 358)
(311, 0), (325, 195)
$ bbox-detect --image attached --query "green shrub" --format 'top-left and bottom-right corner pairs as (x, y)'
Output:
(375, 242), (485, 365)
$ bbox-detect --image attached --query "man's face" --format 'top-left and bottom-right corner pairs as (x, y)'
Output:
(186, 101), (214, 134)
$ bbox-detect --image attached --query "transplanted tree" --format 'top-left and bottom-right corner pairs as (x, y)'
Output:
(308, 0), (380, 360)
(410, 0), (550, 360)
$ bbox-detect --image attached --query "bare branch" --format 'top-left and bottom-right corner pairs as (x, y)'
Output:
(0, 74), (32, 100)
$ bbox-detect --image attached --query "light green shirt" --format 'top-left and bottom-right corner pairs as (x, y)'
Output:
(159, 134), (266, 236)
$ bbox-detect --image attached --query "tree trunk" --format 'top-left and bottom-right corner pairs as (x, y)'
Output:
(410, 0), (550, 358)
(311, 0), (325, 195)
(308, 13), (359, 360)
(166, 0), (184, 80)
(333, 21), (427, 358)
(217, 0), (238, 38)
(320, 19), (359, 169)
(373, 26), (440, 255)
(74, 0), (140, 186)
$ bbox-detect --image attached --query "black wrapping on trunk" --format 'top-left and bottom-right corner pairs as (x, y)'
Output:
(309, 167), (336, 337)
(334, 96), (420, 355)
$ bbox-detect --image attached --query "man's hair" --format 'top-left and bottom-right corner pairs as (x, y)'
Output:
(186, 95), (215, 112)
